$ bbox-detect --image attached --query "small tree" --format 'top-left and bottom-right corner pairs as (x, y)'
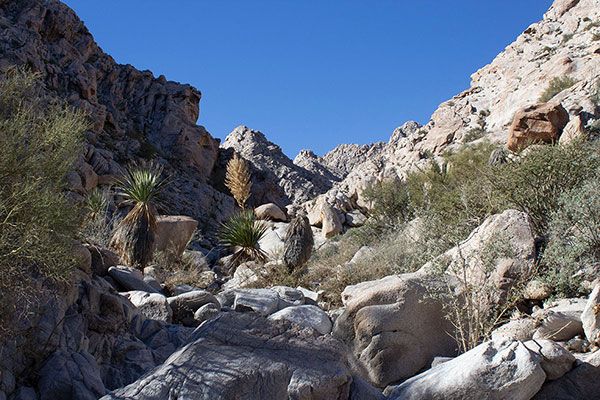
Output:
(225, 154), (251, 210)
(110, 161), (166, 270)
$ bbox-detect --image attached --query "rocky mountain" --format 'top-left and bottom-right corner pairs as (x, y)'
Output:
(0, 0), (235, 241)
(297, 0), (600, 227)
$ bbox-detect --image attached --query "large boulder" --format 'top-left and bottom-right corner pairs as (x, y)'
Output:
(422, 210), (536, 310)
(255, 203), (287, 221)
(533, 350), (600, 400)
(102, 313), (352, 400)
(507, 102), (569, 152)
(333, 272), (459, 388)
(523, 339), (575, 381)
(533, 298), (586, 341)
(153, 215), (198, 257)
(581, 284), (600, 346)
(108, 266), (158, 293)
(122, 291), (172, 323)
(387, 339), (546, 400)
(268, 305), (332, 335)
(167, 290), (220, 326)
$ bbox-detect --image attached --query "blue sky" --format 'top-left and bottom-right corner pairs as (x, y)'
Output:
(62, 1), (553, 158)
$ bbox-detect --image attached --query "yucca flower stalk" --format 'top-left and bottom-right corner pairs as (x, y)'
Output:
(110, 161), (167, 270)
(219, 210), (268, 269)
(225, 154), (251, 210)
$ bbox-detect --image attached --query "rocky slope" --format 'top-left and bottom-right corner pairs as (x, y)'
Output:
(0, 0), (234, 241)
(298, 0), (600, 227)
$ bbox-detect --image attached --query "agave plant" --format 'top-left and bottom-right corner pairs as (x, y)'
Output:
(84, 187), (111, 222)
(219, 210), (268, 268)
(110, 161), (167, 270)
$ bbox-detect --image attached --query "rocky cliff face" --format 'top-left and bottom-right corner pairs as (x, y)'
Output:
(299, 0), (600, 226)
(0, 0), (234, 239)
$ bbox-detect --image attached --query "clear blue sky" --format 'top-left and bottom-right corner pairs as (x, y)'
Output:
(62, 1), (553, 158)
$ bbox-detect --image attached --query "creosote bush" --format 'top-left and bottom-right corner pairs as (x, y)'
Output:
(538, 76), (577, 102)
(542, 177), (600, 297)
(0, 68), (88, 335)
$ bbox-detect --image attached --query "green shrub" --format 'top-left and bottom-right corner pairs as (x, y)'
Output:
(538, 76), (577, 102)
(542, 177), (600, 297)
(593, 33), (600, 41)
(584, 20), (600, 31)
(464, 127), (486, 142)
(0, 68), (88, 335)
(561, 33), (574, 43)
(407, 141), (500, 243)
(361, 179), (413, 229)
(489, 140), (600, 236)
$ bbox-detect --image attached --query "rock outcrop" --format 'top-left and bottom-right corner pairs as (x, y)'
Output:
(387, 339), (547, 400)
(507, 102), (570, 151)
(102, 313), (352, 400)
(333, 272), (459, 388)
(0, 0), (235, 242)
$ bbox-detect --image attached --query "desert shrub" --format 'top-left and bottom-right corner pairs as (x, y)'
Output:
(542, 177), (600, 297)
(0, 68), (88, 335)
(593, 33), (600, 41)
(489, 140), (600, 236)
(433, 233), (537, 353)
(219, 210), (268, 268)
(110, 161), (167, 270)
(406, 141), (500, 247)
(538, 76), (577, 102)
(464, 127), (486, 142)
(361, 178), (413, 229)
(561, 33), (574, 43)
(584, 20), (600, 31)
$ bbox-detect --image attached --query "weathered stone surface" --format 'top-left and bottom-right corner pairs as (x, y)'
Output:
(269, 305), (332, 335)
(222, 126), (334, 205)
(491, 318), (538, 342)
(73, 243), (92, 274)
(507, 103), (570, 152)
(533, 347), (600, 399)
(421, 210), (536, 310)
(123, 291), (172, 323)
(153, 215), (197, 257)
(88, 246), (121, 276)
(0, 0), (235, 243)
(167, 290), (220, 326)
(524, 339), (575, 381)
(533, 298), (586, 341)
(108, 266), (158, 293)
(102, 313), (352, 400)
(559, 114), (586, 145)
(194, 303), (220, 324)
(387, 339), (546, 400)
(524, 279), (553, 300)
(233, 288), (281, 316)
(582, 284), (600, 346)
(38, 350), (106, 400)
(321, 203), (343, 238)
(255, 203), (287, 221)
(349, 376), (386, 400)
(334, 272), (458, 388)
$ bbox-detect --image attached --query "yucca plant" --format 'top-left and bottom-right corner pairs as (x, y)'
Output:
(84, 187), (111, 221)
(219, 210), (268, 268)
(110, 161), (167, 270)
